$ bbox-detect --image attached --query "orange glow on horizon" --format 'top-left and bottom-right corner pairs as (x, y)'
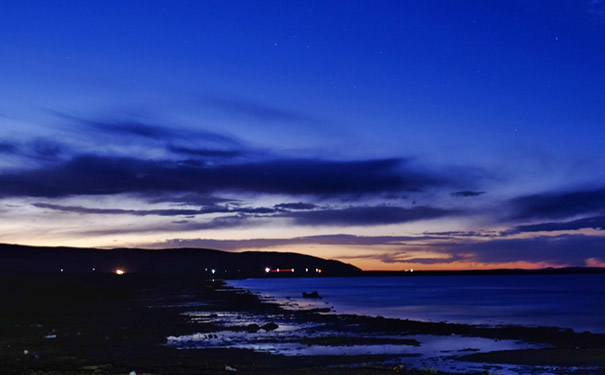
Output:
(353, 259), (564, 271)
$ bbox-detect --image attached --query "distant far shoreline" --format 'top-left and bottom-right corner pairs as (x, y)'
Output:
(358, 267), (605, 277)
(1, 243), (604, 279)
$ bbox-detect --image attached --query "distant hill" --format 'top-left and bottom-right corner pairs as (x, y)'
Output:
(0, 243), (361, 278)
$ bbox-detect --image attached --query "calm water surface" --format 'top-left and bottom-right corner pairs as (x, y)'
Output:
(229, 274), (605, 333)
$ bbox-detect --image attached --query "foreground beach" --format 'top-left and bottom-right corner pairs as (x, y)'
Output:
(1, 272), (604, 375)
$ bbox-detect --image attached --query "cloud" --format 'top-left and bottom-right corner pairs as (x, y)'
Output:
(280, 205), (458, 226)
(0, 141), (18, 154)
(88, 120), (179, 139)
(144, 193), (236, 206)
(200, 95), (315, 123)
(86, 119), (245, 152)
(514, 215), (605, 232)
(49, 114), (246, 156)
(30, 139), (63, 159)
(586, 257), (605, 267)
(451, 191), (485, 197)
(33, 202), (276, 217)
(510, 187), (605, 220)
(274, 202), (317, 210)
(375, 252), (462, 265)
(0, 138), (64, 161)
(149, 234), (439, 251)
(81, 214), (257, 236)
(31, 201), (455, 229)
(422, 230), (498, 238)
(168, 145), (243, 159)
(433, 234), (605, 266)
(0, 155), (449, 198)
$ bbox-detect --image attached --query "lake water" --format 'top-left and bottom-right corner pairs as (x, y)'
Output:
(228, 274), (605, 333)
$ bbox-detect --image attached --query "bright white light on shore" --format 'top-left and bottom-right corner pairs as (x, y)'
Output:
(410, 269), (414, 273)
(265, 267), (270, 273)
(211, 268), (216, 274)
(115, 269), (125, 275)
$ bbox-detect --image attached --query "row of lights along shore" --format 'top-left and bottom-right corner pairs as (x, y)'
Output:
(265, 267), (322, 274)
(59, 267), (330, 275)
(58, 268), (125, 275)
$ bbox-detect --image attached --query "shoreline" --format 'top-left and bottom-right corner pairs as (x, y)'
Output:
(1, 271), (604, 374)
(222, 281), (605, 371)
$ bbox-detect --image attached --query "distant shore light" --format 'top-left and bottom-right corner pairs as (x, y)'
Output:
(265, 267), (270, 273)
(115, 269), (125, 275)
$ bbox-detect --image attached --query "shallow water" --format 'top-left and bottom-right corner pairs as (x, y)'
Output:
(228, 274), (605, 333)
(166, 310), (557, 375)
(166, 275), (605, 374)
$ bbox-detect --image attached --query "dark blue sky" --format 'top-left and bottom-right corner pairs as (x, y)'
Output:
(1, 1), (604, 269)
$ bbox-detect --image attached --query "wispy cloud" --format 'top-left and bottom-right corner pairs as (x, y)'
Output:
(149, 234), (441, 251)
(279, 205), (458, 226)
(32, 202), (276, 217)
(200, 95), (316, 124)
(0, 141), (18, 154)
(451, 191), (485, 197)
(274, 202), (317, 210)
(510, 187), (605, 220)
(433, 234), (605, 266)
(513, 215), (605, 233)
(168, 145), (244, 159)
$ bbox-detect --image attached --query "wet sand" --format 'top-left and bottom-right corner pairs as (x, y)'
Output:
(1, 271), (604, 375)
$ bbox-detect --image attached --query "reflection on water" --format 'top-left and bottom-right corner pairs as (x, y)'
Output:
(229, 274), (605, 333)
(166, 310), (555, 375)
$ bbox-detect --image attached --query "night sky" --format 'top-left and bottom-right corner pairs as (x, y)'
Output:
(1, 1), (604, 270)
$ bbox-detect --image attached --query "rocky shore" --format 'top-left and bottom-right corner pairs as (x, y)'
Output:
(1, 271), (604, 375)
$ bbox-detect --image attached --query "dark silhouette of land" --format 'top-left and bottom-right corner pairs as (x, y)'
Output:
(2, 243), (603, 278)
(0, 243), (361, 277)
(1, 243), (605, 374)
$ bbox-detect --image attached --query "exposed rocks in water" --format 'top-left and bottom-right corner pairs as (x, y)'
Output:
(302, 291), (321, 299)
(261, 322), (279, 331)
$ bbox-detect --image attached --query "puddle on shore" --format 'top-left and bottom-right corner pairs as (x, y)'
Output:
(165, 310), (588, 375)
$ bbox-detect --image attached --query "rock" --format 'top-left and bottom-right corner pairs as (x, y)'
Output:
(225, 365), (238, 372)
(302, 291), (321, 299)
(245, 323), (260, 333)
(261, 322), (279, 331)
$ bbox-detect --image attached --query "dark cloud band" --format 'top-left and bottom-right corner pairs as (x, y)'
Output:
(0, 155), (447, 198)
